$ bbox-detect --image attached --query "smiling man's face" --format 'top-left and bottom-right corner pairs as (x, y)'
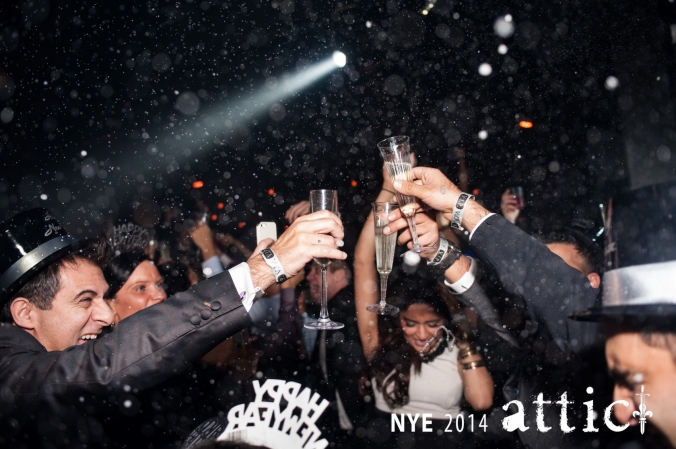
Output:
(29, 259), (113, 351)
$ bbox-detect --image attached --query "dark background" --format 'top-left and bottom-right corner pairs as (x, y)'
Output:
(2, 0), (676, 242)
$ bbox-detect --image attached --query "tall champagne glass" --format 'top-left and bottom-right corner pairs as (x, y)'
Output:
(304, 189), (344, 330)
(366, 202), (399, 315)
(377, 136), (433, 253)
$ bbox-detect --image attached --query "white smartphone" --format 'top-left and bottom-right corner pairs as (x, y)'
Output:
(256, 222), (278, 244)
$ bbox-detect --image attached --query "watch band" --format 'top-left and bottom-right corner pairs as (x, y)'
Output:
(450, 192), (475, 231)
(259, 248), (288, 284)
(427, 238), (462, 272)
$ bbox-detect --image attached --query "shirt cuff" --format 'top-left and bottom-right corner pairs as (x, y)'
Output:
(444, 257), (478, 294)
(469, 212), (495, 241)
(201, 256), (225, 279)
(228, 262), (262, 312)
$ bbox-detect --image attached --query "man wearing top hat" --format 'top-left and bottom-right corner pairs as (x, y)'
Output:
(0, 208), (346, 447)
(569, 181), (676, 447)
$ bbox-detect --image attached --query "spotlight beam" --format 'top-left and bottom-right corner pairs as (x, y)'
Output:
(108, 53), (345, 177)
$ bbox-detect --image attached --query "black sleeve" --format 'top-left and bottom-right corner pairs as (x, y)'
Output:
(468, 214), (602, 353)
(0, 270), (252, 404)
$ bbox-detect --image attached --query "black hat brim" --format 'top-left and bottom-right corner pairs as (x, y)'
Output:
(570, 303), (676, 326)
(0, 237), (95, 307)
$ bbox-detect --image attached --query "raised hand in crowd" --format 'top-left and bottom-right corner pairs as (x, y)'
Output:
(248, 210), (346, 291)
(215, 232), (252, 259)
(500, 188), (521, 224)
(189, 220), (218, 261)
(385, 167), (491, 237)
(284, 200), (310, 224)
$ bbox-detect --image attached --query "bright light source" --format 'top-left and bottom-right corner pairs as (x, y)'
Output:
(422, 9), (429, 15)
(192, 180), (204, 189)
(604, 75), (619, 90)
(478, 63), (492, 76)
(498, 44), (508, 54)
(519, 121), (534, 129)
(332, 51), (347, 68)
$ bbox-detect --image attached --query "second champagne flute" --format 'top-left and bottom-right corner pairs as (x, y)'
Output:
(366, 202), (399, 315)
(377, 136), (435, 254)
(304, 189), (344, 330)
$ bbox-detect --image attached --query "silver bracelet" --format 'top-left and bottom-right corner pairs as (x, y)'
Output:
(427, 238), (462, 272)
(259, 248), (288, 284)
(450, 193), (475, 231)
(428, 238), (450, 265)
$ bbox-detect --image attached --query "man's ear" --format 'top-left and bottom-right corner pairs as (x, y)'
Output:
(587, 272), (601, 289)
(10, 298), (35, 330)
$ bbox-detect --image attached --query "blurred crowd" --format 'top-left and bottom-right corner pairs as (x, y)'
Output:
(0, 161), (675, 449)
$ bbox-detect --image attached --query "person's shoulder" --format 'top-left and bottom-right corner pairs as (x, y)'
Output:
(0, 323), (43, 352)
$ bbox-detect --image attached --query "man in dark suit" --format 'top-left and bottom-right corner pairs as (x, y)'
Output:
(302, 259), (366, 446)
(384, 167), (612, 448)
(0, 208), (346, 448)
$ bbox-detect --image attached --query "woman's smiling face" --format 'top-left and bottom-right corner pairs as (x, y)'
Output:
(399, 303), (445, 353)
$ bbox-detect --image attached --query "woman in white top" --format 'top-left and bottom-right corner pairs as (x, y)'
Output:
(353, 168), (493, 448)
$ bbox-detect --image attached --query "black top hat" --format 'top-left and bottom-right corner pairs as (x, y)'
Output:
(0, 208), (89, 306)
(570, 180), (676, 323)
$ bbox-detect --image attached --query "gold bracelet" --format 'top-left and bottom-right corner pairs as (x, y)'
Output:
(457, 345), (478, 360)
(462, 360), (486, 371)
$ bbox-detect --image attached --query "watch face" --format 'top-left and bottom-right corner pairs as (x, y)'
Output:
(261, 248), (274, 259)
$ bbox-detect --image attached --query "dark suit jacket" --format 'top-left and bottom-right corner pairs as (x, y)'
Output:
(305, 287), (367, 435)
(461, 214), (610, 448)
(0, 270), (252, 448)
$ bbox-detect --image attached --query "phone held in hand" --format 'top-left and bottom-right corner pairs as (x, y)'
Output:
(256, 222), (278, 244)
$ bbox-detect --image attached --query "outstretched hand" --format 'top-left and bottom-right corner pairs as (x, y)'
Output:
(248, 210), (346, 290)
(386, 166), (491, 235)
(384, 206), (440, 257)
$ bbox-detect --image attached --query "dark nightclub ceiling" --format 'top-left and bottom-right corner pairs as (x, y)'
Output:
(1, 0), (676, 241)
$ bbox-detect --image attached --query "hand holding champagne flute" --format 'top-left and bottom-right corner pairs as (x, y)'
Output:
(377, 136), (436, 254)
(304, 189), (344, 330)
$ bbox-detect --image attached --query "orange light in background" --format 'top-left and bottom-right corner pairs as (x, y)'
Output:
(519, 121), (533, 129)
(211, 214), (218, 221)
(351, 180), (358, 187)
(192, 180), (204, 189)
(237, 222), (245, 229)
(473, 189), (480, 196)
(268, 188), (275, 195)
(217, 202), (224, 209)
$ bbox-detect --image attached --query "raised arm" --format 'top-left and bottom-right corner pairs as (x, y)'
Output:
(386, 167), (599, 353)
(353, 171), (395, 359)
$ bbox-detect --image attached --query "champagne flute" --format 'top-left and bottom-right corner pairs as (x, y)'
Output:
(304, 189), (344, 330)
(366, 202), (399, 315)
(377, 136), (434, 254)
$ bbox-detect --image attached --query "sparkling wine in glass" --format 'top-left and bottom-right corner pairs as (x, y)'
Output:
(366, 202), (400, 315)
(378, 136), (433, 253)
(304, 189), (344, 330)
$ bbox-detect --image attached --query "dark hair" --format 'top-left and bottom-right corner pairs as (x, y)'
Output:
(1, 238), (110, 323)
(102, 249), (150, 299)
(541, 228), (602, 275)
(359, 279), (453, 408)
(328, 259), (353, 284)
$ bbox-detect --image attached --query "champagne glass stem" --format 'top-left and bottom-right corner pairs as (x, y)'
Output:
(406, 216), (422, 253)
(320, 265), (329, 321)
(379, 273), (389, 306)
